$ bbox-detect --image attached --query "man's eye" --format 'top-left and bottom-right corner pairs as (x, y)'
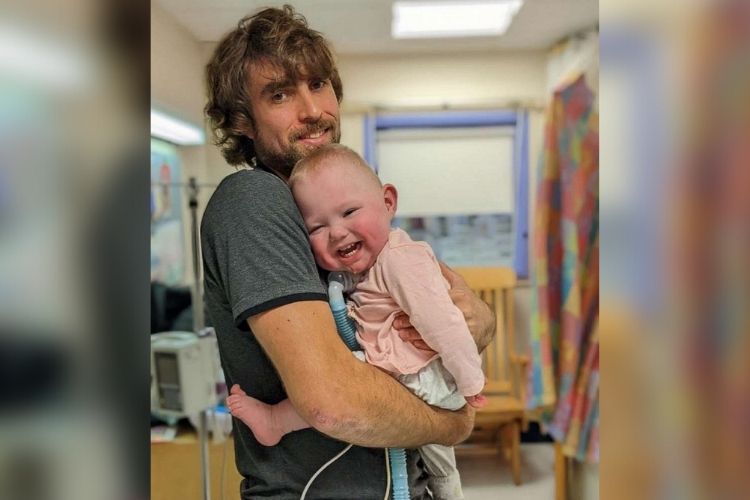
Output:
(271, 92), (287, 103)
(311, 80), (327, 91)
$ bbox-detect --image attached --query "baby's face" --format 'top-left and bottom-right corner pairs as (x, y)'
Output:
(293, 163), (396, 275)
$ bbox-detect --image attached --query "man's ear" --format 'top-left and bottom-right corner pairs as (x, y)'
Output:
(383, 184), (398, 215)
(237, 115), (255, 140)
(243, 122), (255, 140)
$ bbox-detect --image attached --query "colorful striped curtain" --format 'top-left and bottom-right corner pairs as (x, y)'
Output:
(527, 74), (599, 463)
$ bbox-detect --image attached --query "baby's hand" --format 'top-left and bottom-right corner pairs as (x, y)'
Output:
(465, 393), (488, 408)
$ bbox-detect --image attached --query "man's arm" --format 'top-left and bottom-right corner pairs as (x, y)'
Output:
(248, 300), (475, 448)
(396, 262), (496, 353)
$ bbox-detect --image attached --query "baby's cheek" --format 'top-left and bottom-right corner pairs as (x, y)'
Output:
(310, 241), (335, 270)
(309, 235), (324, 254)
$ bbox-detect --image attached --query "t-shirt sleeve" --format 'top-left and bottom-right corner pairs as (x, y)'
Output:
(381, 244), (485, 396)
(201, 171), (326, 329)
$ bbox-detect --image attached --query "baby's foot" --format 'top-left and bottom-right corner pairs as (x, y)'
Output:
(226, 384), (284, 446)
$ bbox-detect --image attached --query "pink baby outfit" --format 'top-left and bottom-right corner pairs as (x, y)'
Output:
(348, 228), (484, 397)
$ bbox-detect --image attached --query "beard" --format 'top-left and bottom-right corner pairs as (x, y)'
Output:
(253, 118), (341, 179)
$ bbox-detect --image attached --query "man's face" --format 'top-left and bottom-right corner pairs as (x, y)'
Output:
(245, 62), (341, 178)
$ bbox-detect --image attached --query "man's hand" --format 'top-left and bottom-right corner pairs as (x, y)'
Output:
(438, 261), (497, 352)
(394, 261), (497, 353)
(394, 313), (436, 353)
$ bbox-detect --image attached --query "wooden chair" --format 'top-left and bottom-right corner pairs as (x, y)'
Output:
(454, 266), (529, 485)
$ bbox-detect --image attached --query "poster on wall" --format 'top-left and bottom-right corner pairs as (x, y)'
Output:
(393, 213), (514, 267)
(150, 139), (185, 285)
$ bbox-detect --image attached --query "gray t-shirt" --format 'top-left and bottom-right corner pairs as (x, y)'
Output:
(200, 168), (429, 499)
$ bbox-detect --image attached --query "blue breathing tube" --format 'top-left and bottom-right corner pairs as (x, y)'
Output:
(327, 272), (410, 500)
(327, 272), (359, 351)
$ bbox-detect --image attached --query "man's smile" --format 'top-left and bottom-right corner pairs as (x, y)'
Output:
(292, 121), (337, 148)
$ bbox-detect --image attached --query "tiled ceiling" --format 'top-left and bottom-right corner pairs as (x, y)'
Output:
(154, 0), (598, 54)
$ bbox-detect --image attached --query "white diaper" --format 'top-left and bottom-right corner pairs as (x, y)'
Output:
(397, 358), (465, 410)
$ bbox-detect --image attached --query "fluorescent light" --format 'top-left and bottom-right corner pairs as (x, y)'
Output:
(151, 109), (205, 145)
(392, 0), (524, 39)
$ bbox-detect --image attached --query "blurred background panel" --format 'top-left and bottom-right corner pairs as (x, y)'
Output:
(0, 0), (149, 499)
(599, 0), (750, 499)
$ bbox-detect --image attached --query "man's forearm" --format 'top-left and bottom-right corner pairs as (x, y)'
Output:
(293, 355), (475, 448)
(250, 301), (474, 449)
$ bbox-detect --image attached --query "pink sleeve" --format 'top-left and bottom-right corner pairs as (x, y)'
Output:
(381, 245), (485, 396)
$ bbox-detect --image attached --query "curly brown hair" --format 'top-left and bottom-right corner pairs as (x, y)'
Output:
(204, 5), (344, 167)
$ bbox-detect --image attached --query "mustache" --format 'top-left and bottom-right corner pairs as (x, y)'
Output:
(290, 120), (337, 141)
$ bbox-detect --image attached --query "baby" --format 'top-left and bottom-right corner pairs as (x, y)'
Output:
(227, 144), (486, 499)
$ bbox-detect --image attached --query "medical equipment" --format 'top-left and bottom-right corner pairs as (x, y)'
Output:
(151, 331), (220, 416)
(300, 273), (410, 500)
(151, 330), (221, 500)
(327, 271), (359, 350)
(150, 177), (222, 500)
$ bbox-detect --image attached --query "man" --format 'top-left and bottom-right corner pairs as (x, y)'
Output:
(201, 5), (495, 499)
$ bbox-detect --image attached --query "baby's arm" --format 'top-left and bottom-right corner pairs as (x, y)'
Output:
(383, 245), (485, 398)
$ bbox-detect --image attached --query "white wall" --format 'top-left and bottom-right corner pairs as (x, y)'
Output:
(151, 4), (215, 191)
(338, 52), (547, 110)
(151, 3), (206, 126)
(339, 113), (366, 156)
(546, 29), (599, 97)
(151, 3), (212, 285)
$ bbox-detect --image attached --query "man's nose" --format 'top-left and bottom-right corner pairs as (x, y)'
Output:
(297, 88), (322, 122)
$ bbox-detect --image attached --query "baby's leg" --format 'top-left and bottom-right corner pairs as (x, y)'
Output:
(225, 384), (309, 446)
(420, 444), (464, 500)
(397, 359), (466, 498)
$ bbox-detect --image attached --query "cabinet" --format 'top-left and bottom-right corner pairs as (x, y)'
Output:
(151, 428), (243, 500)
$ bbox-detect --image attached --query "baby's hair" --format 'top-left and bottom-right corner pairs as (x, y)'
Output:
(289, 144), (382, 190)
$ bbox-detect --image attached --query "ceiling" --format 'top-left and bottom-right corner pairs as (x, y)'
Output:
(154, 0), (599, 55)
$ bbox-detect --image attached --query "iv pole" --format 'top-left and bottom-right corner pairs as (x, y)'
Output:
(187, 176), (211, 500)
(187, 177), (206, 334)
(152, 176), (217, 500)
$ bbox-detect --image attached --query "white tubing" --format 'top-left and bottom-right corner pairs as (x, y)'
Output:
(300, 444), (353, 500)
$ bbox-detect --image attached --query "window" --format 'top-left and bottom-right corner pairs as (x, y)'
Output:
(364, 110), (529, 277)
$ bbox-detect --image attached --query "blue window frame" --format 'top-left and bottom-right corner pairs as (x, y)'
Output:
(363, 110), (529, 278)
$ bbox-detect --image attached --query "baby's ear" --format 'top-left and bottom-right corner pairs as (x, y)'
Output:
(383, 184), (398, 215)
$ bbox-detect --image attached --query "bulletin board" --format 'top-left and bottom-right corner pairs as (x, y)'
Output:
(150, 139), (185, 285)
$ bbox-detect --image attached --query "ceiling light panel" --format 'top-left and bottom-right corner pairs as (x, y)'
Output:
(392, 0), (524, 39)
